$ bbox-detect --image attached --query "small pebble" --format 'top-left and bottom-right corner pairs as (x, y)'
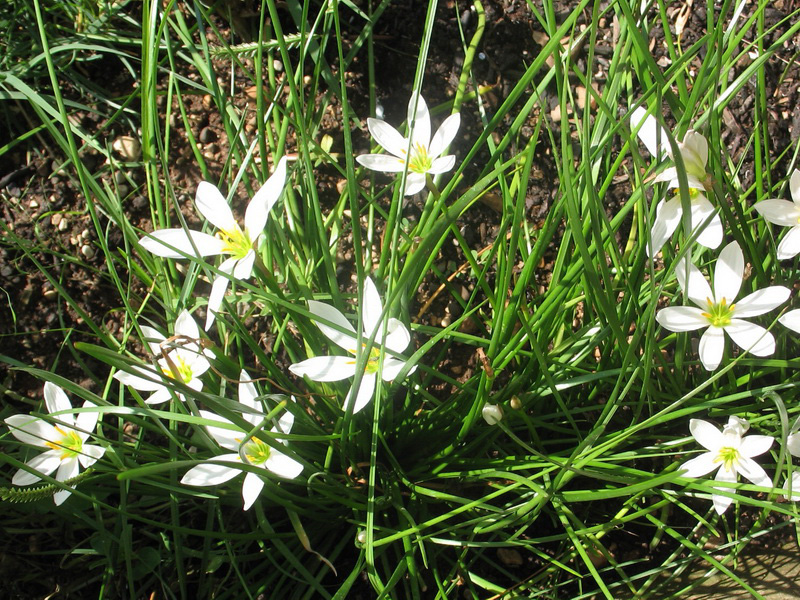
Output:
(51, 214), (63, 227)
(112, 136), (141, 161)
(29, 199), (39, 209)
(81, 244), (95, 259)
(199, 127), (216, 144)
(273, 59), (283, 72)
(132, 195), (147, 209)
(43, 289), (57, 300)
(0, 266), (13, 277)
(58, 219), (68, 231)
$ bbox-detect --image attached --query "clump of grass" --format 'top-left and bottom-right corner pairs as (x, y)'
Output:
(2, 1), (800, 598)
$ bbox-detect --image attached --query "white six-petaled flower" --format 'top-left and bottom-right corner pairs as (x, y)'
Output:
(139, 158), (287, 329)
(5, 382), (105, 505)
(289, 277), (416, 414)
(113, 309), (213, 405)
(656, 241), (790, 370)
(356, 93), (460, 196)
(631, 107), (722, 256)
(753, 169), (800, 260)
(180, 370), (302, 510)
(680, 416), (773, 515)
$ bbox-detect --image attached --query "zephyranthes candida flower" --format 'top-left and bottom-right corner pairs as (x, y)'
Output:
(5, 382), (105, 505)
(656, 241), (790, 370)
(181, 370), (302, 510)
(113, 309), (213, 405)
(680, 416), (773, 514)
(631, 107), (722, 256)
(753, 169), (800, 260)
(356, 93), (460, 196)
(289, 277), (416, 413)
(139, 158), (287, 329)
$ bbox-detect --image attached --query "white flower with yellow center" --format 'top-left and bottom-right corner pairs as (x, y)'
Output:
(631, 108), (722, 256)
(113, 310), (213, 405)
(139, 158), (287, 329)
(180, 370), (302, 510)
(680, 416), (773, 515)
(289, 277), (416, 414)
(655, 241), (789, 371)
(5, 382), (105, 505)
(356, 93), (460, 196)
(753, 169), (800, 260)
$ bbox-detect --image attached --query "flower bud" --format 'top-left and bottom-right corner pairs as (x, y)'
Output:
(482, 404), (503, 426)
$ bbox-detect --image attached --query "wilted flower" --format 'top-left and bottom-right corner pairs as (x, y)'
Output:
(630, 107), (722, 256)
(139, 158), (287, 329)
(289, 277), (415, 413)
(114, 310), (213, 405)
(356, 93), (460, 196)
(753, 169), (800, 260)
(680, 416), (773, 515)
(181, 370), (302, 510)
(656, 241), (790, 370)
(5, 382), (105, 505)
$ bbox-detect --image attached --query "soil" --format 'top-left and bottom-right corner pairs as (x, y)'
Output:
(2, 0), (800, 598)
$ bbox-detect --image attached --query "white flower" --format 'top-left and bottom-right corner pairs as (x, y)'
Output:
(753, 169), (800, 260)
(113, 310), (212, 405)
(656, 241), (790, 370)
(631, 108), (722, 256)
(289, 277), (416, 413)
(139, 158), (287, 329)
(680, 416), (773, 515)
(4, 382), (105, 505)
(356, 93), (460, 196)
(180, 370), (302, 510)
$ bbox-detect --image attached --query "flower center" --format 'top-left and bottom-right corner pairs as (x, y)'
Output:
(701, 297), (735, 328)
(714, 446), (740, 472)
(45, 426), (83, 460)
(408, 143), (433, 173)
(243, 438), (272, 466)
(216, 225), (252, 260)
(161, 354), (194, 383)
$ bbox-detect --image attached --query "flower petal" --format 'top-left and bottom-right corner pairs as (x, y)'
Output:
(56, 456), (79, 483)
(238, 370), (260, 415)
(714, 241), (744, 304)
(181, 455), (241, 486)
(5, 415), (59, 448)
(699, 326), (726, 371)
(75, 401), (99, 438)
(365, 118), (407, 158)
(13, 450), (63, 485)
(289, 355), (357, 382)
(689, 195), (723, 249)
(356, 154), (407, 173)
(44, 382), (72, 419)
(144, 387), (172, 405)
(681, 130), (709, 172)
(734, 286), (790, 318)
(78, 444), (106, 469)
(348, 373), (376, 414)
(792, 169), (800, 203)
(788, 433), (800, 458)
(754, 199), (800, 227)
(384, 318), (411, 352)
(630, 107), (668, 157)
(779, 309), (800, 334)
(362, 277), (383, 339)
(266, 451), (303, 479)
(427, 155), (456, 175)
(140, 229), (225, 259)
(724, 319), (775, 357)
(379, 357), (409, 381)
(233, 250), (255, 280)
(679, 452), (718, 478)
(114, 365), (167, 392)
(206, 257), (238, 330)
(308, 300), (357, 350)
(428, 113), (461, 159)
(195, 181), (237, 232)
(403, 173), (426, 196)
(242, 471), (265, 510)
(648, 197), (682, 257)
(273, 409), (294, 437)
(777, 226), (800, 260)
(407, 93), (431, 150)
(739, 434), (774, 459)
(199, 410), (241, 451)
(689, 419), (723, 452)
(736, 456), (771, 488)
(245, 156), (287, 240)
(655, 306), (708, 332)
(139, 325), (165, 355)
(675, 258), (712, 308)
(713, 465), (736, 514)
(784, 472), (800, 501)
